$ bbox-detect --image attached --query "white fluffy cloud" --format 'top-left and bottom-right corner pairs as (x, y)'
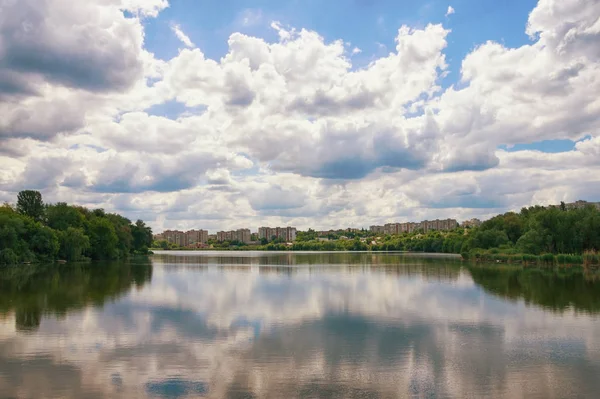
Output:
(1, 0), (600, 231)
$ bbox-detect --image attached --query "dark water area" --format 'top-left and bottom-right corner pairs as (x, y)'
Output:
(1, 251), (599, 398)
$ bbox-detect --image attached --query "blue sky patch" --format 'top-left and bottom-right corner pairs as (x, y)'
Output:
(499, 136), (592, 153)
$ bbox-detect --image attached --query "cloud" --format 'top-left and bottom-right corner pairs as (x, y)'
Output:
(171, 24), (195, 48)
(0, 0), (164, 141)
(247, 185), (307, 211)
(446, 6), (455, 17)
(1, 0), (600, 231)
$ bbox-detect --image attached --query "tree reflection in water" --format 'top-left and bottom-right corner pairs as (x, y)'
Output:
(0, 260), (153, 331)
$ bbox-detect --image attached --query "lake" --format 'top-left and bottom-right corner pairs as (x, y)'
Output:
(1, 251), (600, 398)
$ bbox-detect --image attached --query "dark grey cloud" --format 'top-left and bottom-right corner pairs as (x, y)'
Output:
(88, 152), (229, 194)
(3, 156), (70, 191)
(248, 185), (307, 211)
(287, 88), (377, 116)
(0, 0), (144, 95)
(61, 171), (88, 189)
(0, 0), (147, 141)
(269, 127), (430, 180)
(0, 99), (86, 140)
(0, 70), (41, 99)
(442, 149), (500, 173)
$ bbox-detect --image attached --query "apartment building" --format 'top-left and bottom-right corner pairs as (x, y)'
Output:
(163, 230), (186, 246)
(159, 229), (209, 246)
(258, 226), (297, 242)
(185, 229), (208, 245)
(379, 222), (420, 234)
(369, 225), (385, 233)
(374, 219), (457, 235)
(419, 219), (458, 233)
(217, 229), (252, 244)
(383, 223), (398, 235)
(399, 222), (419, 233)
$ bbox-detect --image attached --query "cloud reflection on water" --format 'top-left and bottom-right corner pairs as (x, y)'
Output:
(0, 252), (599, 398)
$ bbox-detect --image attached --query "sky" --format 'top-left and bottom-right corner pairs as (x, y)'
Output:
(0, 0), (599, 233)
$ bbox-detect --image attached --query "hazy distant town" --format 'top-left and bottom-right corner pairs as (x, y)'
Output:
(153, 200), (600, 248)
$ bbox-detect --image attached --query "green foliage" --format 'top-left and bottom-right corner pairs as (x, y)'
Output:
(296, 229), (318, 242)
(132, 220), (152, 253)
(0, 248), (18, 265)
(58, 227), (90, 261)
(29, 225), (59, 260)
(46, 202), (85, 231)
(16, 190), (45, 221)
(469, 229), (510, 250)
(87, 217), (119, 260)
(0, 192), (152, 263)
(469, 205), (600, 256)
(153, 240), (171, 250)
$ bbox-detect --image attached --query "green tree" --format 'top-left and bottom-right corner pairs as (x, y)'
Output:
(16, 190), (45, 221)
(516, 229), (548, 255)
(58, 227), (90, 261)
(46, 202), (85, 231)
(87, 217), (119, 259)
(106, 213), (133, 257)
(29, 225), (59, 260)
(0, 248), (18, 264)
(132, 219), (152, 253)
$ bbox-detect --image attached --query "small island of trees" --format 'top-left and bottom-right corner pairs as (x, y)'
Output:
(0, 190), (153, 264)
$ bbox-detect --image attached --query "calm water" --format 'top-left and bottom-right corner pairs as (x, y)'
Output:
(1, 251), (600, 398)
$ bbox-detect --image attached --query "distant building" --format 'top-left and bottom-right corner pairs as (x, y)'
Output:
(419, 219), (458, 233)
(384, 223), (398, 235)
(163, 230), (186, 246)
(217, 229), (251, 244)
(369, 225), (384, 233)
(461, 218), (482, 228)
(160, 229), (209, 247)
(258, 226), (297, 242)
(185, 229), (208, 245)
(374, 219), (457, 235)
(399, 222), (419, 233)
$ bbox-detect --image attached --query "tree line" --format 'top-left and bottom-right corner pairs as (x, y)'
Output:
(1, 190), (153, 264)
